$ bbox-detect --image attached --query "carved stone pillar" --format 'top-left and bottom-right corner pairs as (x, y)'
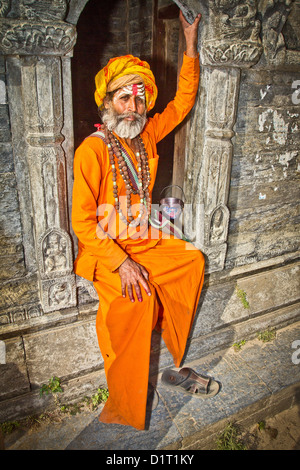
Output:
(175, 0), (263, 272)
(1, 6), (77, 312)
(196, 66), (240, 272)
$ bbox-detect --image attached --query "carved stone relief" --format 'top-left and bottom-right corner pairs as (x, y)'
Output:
(209, 204), (230, 245)
(175, 0), (298, 272)
(0, 305), (43, 325)
(20, 56), (63, 141)
(0, 0), (75, 56)
(184, 66), (240, 272)
(2, 1), (77, 314)
(172, 0), (262, 271)
(0, 0), (68, 21)
(0, 20), (76, 56)
(38, 228), (73, 276)
(76, 277), (99, 301)
(174, 0), (263, 67)
(42, 277), (76, 312)
(22, 57), (76, 312)
(259, 0), (297, 65)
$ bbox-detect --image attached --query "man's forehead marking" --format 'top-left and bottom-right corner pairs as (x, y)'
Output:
(113, 83), (145, 100)
(132, 84), (138, 96)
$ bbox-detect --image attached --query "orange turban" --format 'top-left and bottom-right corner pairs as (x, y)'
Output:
(94, 55), (158, 112)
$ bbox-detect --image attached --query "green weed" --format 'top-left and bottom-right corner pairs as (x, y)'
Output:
(233, 339), (246, 352)
(236, 287), (250, 309)
(257, 328), (276, 343)
(216, 422), (247, 450)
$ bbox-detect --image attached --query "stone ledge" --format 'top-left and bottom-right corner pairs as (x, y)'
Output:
(173, 382), (299, 450)
(3, 321), (299, 450)
(1, 304), (299, 425)
(150, 302), (300, 375)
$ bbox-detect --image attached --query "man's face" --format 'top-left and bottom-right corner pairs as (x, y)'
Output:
(102, 83), (147, 139)
(109, 83), (146, 117)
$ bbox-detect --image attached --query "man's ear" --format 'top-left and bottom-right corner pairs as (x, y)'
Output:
(103, 96), (110, 109)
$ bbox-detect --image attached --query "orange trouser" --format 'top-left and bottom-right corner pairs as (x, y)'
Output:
(93, 236), (205, 430)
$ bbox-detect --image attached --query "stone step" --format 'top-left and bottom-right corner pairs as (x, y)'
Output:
(4, 321), (300, 450)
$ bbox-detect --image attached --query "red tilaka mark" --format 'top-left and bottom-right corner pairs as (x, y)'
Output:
(132, 84), (138, 96)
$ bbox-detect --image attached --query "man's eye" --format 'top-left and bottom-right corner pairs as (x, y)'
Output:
(121, 95), (130, 101)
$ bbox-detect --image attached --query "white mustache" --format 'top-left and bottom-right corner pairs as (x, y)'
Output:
(102, 106), (147, 139)
(116, 112), (142, 122)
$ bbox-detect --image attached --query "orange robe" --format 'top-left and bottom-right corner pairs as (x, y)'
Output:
(72, 53), (205, 430)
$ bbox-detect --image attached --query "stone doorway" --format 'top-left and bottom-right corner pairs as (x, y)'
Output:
(1, 0), (299, 425)
(71, 0), (184, 204)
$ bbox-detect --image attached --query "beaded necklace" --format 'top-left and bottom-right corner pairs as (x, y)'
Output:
(102, 123), (151, 227)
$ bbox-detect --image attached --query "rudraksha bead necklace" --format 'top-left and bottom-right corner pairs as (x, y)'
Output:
(102, 123), (151, 227)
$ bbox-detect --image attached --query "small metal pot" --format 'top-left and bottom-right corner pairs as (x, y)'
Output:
(160, 185), (184, 220)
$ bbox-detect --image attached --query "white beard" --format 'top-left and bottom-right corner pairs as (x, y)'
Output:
(101, 105), (147, 139)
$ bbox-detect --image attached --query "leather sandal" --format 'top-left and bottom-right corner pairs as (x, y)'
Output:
(161, 367), (220, 398)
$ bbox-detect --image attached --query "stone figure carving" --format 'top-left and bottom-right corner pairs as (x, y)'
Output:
(209, 205), (229, 245)
(49, 281), (72, 307)
(200, 0), (263, 67)
(0, 0), (11, 17)
(27, 305), (42, 319)
(0, 21), (76, 56)
(76, 277), (99, 301)
(208, 0), (261, 41)
(42, 276), (76, 312)
(37, 228), (76, 312)
(39, 228), (72, 276)
(0, 314), (10, 324)
(260, 0), (296, 64)
(0, 0), (67, 20)
(43, 232), (67, 273)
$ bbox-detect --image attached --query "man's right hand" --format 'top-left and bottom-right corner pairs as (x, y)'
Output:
(118, 257), (152, 302)
(180, 10), (201, 58)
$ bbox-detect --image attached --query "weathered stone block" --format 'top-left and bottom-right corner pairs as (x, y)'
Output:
(23, 320), (103, 386)
(0, 275), (39, 311)
(239, 262), (300, 317)
(0, 143), (14, 173)
(228, 179), (299, 211)
(0, 104), (11, 141)
(194, 261), (300, 337)
(0, 173), (21, 216)
(0, 337), (29, 400)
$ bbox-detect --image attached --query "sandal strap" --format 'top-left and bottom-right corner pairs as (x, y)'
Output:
(179, 367), (210, 394)
(162, 369), (190, 387)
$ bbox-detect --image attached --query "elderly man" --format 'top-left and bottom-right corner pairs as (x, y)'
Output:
(72, 11), (218, 431)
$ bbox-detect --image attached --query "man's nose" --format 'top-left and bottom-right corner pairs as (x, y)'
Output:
(127, 96), (136, 112)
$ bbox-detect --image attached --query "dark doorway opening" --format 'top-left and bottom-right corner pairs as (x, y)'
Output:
(71, 0), (183, 201)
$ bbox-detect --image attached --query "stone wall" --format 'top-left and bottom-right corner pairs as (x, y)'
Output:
(227, 66), (300, 269)
(170, 0), (300, 372)
(0, 0), (299, 422)
(0, 53), (27, 294)
(176, 0), (300, 274)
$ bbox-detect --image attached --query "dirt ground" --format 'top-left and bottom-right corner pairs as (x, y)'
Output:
(238, 404), (300, 450)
